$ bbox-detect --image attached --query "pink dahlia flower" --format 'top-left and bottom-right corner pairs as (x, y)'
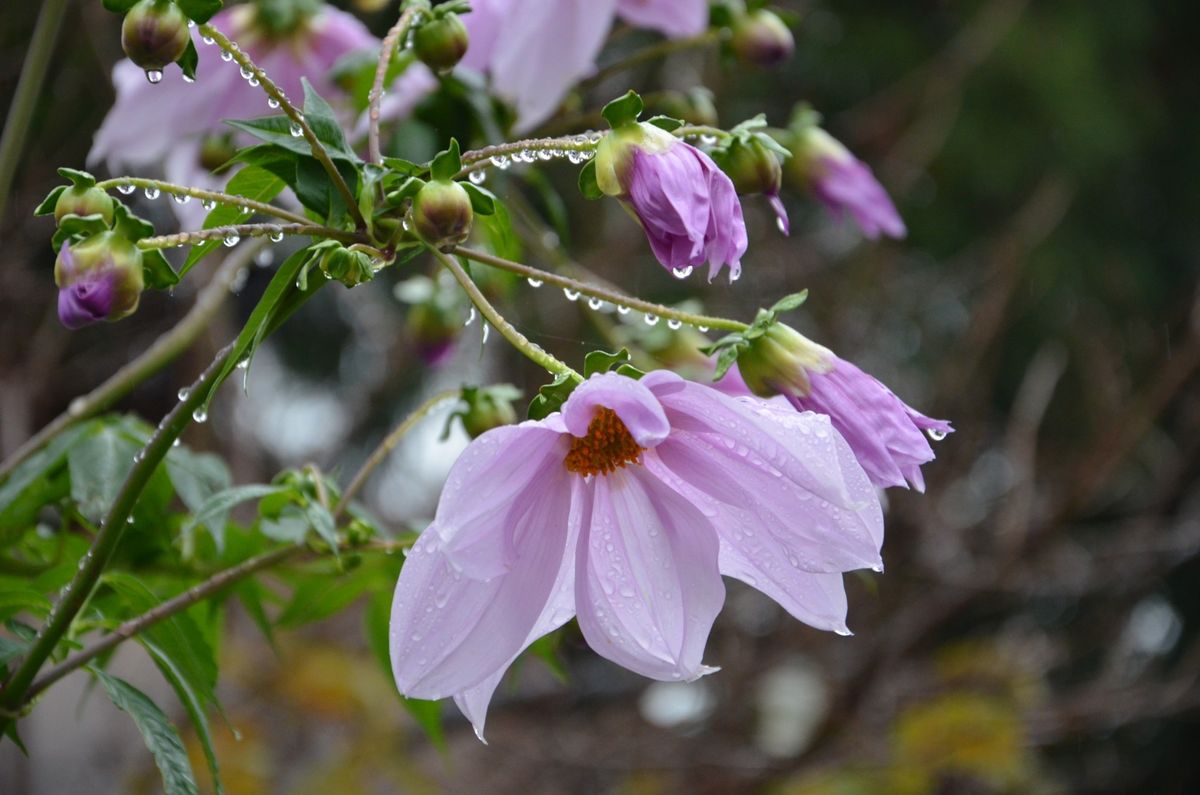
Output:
(792, 127), (906, 240)
(730, 324), (952, 491)
(595, 122), (748, 281)
(90, 5), (376, 215)
(390, 371), (883, 738)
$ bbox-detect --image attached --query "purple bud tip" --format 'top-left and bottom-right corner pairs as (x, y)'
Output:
(58, 275), (115, 330)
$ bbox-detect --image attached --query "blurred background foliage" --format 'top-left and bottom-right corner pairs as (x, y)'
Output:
(2, 0), (1199, 793)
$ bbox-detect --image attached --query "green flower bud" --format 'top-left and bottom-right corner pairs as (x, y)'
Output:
(730, 9), (795, 69)
(714, 137), (783, 197)
(456, 385), (521, 439)
(736, 323), (832, 398)
(319, 246), (375, 287)
(406, 301), (458, 365)
(54, 185), (115, 225)
(122, 0), (191, 78)
(410, 180), (474, 252)
(413, 13), (470, 74)
(54, 232), (145, 329)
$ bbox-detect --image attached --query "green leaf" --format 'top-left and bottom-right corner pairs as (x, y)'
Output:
(235, 580), (277, 652)
(713, 344), (742, 380)
(0, 422), (91, 535)
(583, 349), (632, 377)
(93, 669), (201, 795)
(527, 372), (575, 420)
(300, 77), (356, 160)
(475, 200), (522, 261)
(302, 501), (339, 556)
(112, 200), (156, 242)
(178, 39), (199, 83)
(226, 116), (352, 162)
(258, 505), (310, 543)
(0, 634), (28, 667)
(0, 588), (52, 622)
(34, 185), (67, 216)
(143, 250), (181, 290)
(167, 447), (233, 552)
(176, 0), (223, 24)
(768, 289), (809, 316)
(277, 574), (372, 628)
(578, 159), (602, 200)
(181, 165), (286, 276)
(602, 90), (644, 129)
(382, 156), (425, 176)
(67, 423), (142, 523)
(430, 139), (463, 181)
(180, 484), (290, 547)
(462, 182), (496, 215)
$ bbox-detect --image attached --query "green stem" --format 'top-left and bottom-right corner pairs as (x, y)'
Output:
(432, 249), (583, 382)
(0, 242), (263, 484)
(96, 178), (311, 226)
(137, 223), (361, 251)
(673, 125), (733, 142)
(198, 24), (368, 231)
(454, 246), (748, 333)
(0, 0), (70, 223)
(368, 3), (427, 164)
(0, 343), (237, 731)
(457, 135), (601, 177)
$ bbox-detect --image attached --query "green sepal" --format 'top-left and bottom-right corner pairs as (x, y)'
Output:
(382, 156), (425, 176)
(578, 160), (603, 200)
(178, 39), (199, 82)
(142, 250), (180, 290)
(101, 0), (138, 14)
(34, 186), (67, 216)
(646, 115), (685, 132)
(583, 348), (631, 377)
(50, 215), (110, 250)
(527, 372), (575, 421)
(430, 139), (463, 181)
(462, 182), (498, 215)
(176, 0), (224, 24)
(601, 90), (644, 129)
(699, 290), (810, 380)
(384, 175), (426, 207)
(57, 167), (97, 188)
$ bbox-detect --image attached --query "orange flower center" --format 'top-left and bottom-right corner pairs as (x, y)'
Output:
(564, 407), (644, 476)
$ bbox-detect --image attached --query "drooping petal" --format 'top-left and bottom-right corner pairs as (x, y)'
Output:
(717, 536), (850, 633)
(616, 0), (710, 38)
(812, 154), (906, 240)
(429, 423), (568, 579)
(452, 476), (586, 740)
(561, 372), (670, 448)
(574, 466), (724, 680)
(389, 468), (574, 700)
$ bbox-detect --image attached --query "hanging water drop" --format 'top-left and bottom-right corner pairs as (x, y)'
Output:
(267, 97), (280, 109)
(201, 35), (215, 45)
(644, 313), (659, 326)
(481, 323), (491, 344)
(192, 408), (208, 423)
(927, 428), (948, 442)
(526, 277), (543, 288)
(236, 358), (250, 370)
(667, 319), (683, 330)
(616, 305), (631, 315)
(563, 288), (580, 302)
(269, 231), (284, 243)
(289, 121), (303, 137)
(182, 75), (195, 84)
(172, 193), (190, 205)
(117, 184), (136, 195)
(201, 199), (216, 210)
(468, 170), (486, 185)
(219, 50), (233, 62)
(672, 266), (694, 279)
(537, 150), (553, 161)
(171, 438), (181, 447)
(144, 186), (160, 200)
(239, 66), (253, 80)
(247, 76), (260, 87)
(145, 69), (164, 84)
(464, 306), (477, 326)
(223, 235), (240, 247)
(491, 155), (510, 169)
(698, 325), (709, 333)
(587, 297), (604, 310)
(177, 387), (190, 401)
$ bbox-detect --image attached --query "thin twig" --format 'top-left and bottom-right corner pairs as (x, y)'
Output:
(137, 223), (361, 250)
(97, 178), (312, 226)
(368, 4), (425, 164)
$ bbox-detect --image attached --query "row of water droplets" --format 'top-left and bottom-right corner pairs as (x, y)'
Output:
(197, 28), (302, 133)
(116, 179), (293, 250)
(524, 277), (709, 333)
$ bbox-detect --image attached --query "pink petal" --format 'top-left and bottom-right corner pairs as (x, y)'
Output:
(431, 423), (568, 579)
(616, 0), (710, 38)
(389, 468), (574, 700)
(717, 537), (850, 633)
(561, 372), (670, 448)
(574, 467), (724, 680)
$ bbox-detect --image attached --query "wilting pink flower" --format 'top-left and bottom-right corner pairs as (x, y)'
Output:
(595, 122), (748, 281)
(792, 127), (906, 240)
(91, 5), (376, 216)
(458, 0), (710, 132)
(616, 0), (710, 38)
(730, 324), (951, 491)
(390, 371), (883, 738)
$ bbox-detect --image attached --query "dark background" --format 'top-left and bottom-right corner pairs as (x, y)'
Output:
(2, 0), (1199, 792)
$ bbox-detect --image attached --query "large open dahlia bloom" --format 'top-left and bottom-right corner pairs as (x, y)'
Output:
(390, 372), (883, 738)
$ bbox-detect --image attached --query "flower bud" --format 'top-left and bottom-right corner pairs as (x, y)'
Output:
(406, 302), (458, 365)
(714, 137), (783, 198)
(122, 0), (191, 76)
(736, 323), (832, 398)
(54, 232), (145, 329)
(457, 386), (520, 439)
(413, 13), (469, 74)
(54, 185), (115, 225)
(730, 9), (795, 68)
(410, 180), (474, 252)
(319, 246), (374, 287)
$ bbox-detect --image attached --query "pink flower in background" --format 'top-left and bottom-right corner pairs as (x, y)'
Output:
(792, 127), (907, 240)
(90, 5), (376, 214)
(595, 122), (748, 281)
(616, 0), (710, 38)
(390, 371), (883, 739)
(459, 0), (711, 132)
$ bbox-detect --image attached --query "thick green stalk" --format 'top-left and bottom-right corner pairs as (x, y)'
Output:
(0, 0), (70, 223)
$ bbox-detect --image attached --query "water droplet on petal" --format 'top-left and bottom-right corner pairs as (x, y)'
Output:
(927, 428), (948, 441)
(145, 69), (163, 84)
(201, 35), (215, 45)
